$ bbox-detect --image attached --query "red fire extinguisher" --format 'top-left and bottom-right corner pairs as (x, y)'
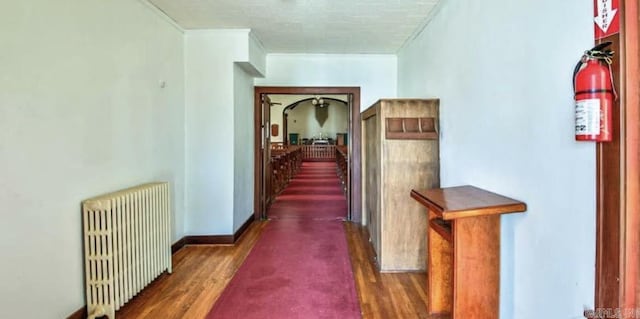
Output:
(573, 42), (616, 142)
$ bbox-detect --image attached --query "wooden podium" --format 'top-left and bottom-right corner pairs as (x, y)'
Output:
(410, 186), (526, 319)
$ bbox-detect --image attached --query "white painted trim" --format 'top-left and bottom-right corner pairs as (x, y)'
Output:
(236, 61), (264, 78)
(184, 29), (251, 36)
(397, 0), (448, 53)
(137, 0), (184, 33)
(249, 31), (268, 54)
(265, 53), (398, 58)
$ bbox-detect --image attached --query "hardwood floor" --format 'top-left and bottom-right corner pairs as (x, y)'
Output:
(116, 220), (429, 319)
(345, 222), (430, 319)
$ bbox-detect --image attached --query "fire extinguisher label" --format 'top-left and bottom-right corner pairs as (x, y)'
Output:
(575, 99), (601, 135)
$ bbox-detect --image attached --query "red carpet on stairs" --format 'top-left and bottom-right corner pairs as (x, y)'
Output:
(206, 162), (362, 319)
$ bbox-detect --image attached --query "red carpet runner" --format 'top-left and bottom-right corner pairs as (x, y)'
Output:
(206, 162), (362, 319)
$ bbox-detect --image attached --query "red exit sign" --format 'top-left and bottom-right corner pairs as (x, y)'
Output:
(594, 0), (620, 40)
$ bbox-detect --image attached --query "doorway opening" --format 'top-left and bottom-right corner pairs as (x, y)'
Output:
(253, 87), (362, 223)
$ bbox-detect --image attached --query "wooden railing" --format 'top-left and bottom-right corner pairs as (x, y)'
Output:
(270, 142), (285, 151)
(270, 145), (302, 203)
(302, 145), (336, 161)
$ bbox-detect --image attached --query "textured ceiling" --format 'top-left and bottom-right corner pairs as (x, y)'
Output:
(149, 0), (440, 54)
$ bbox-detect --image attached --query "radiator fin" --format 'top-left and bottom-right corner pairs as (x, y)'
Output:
(83, 182), (172, 319)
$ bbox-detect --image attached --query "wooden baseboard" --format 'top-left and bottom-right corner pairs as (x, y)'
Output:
(187, 234), (234, 245)
(171, 237), (188, 254)
(171, 214), (256, 252)
(69, 215), (257, 318)
(233, 214), (255, 242)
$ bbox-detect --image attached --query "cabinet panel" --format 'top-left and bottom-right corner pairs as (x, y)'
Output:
(362, 98), (440, 271)
(364, 114), (380, 258)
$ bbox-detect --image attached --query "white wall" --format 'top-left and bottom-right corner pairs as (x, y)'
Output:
(255, 54), (398, 109)
(185, 30), (243, 235)
(397, 0), (595, 318)
(185, 30), (264, 235)
(271, 104), (287, 142)
(233, 64), (255, 230)
(248, 32), (267, 77)
(287, 101), (349, 141)
(0, 0), (185, 317)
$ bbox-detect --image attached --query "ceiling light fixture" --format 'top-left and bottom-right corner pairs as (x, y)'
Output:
(311, 97), (329, 108)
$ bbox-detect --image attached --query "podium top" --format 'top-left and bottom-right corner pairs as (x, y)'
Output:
(410, 185), (526, 220)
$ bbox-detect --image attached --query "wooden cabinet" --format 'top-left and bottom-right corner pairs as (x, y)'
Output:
(361, 98), (440, 271)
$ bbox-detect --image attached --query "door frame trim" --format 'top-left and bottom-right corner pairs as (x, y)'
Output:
(253, 86), (362, 222)
(593, 0), (639, 311)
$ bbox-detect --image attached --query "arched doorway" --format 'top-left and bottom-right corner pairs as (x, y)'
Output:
(253, 87), (362, 223)
(279, 97), (349, 146)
